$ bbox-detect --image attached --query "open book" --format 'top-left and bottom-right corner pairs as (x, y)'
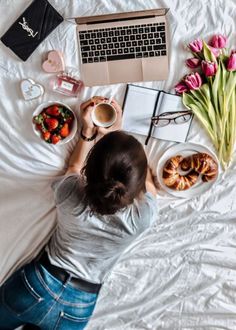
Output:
(122, 84), (193, 144)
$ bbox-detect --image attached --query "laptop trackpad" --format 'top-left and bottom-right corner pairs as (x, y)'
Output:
(82, 62), (109, 86)
(108, 59), (142, 84)
(142, 57), (168, 81)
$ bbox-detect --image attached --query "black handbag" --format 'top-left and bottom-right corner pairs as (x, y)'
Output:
(1, 0), (64, 61)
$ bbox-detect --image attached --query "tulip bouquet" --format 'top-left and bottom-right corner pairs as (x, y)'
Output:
(175, 35), (236, 169)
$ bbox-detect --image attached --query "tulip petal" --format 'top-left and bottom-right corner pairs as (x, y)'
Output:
(210, 34), (227, 49)
(189, 39), (203, 53)
(174, 81), (189, 94)
(227, 53), (236, 71)
(186, 58), (201, 68)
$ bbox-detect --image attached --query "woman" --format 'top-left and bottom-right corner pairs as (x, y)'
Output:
(0, 97), (157, 329)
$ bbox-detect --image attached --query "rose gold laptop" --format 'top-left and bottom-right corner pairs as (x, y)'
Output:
(75, 8), (169, 86)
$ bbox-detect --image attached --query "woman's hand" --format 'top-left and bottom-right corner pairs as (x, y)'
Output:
(80, 96), (123, 137)
(80, 99), (95, 130)
(97, 98), (123, 136)
(80, 96), (106, 132)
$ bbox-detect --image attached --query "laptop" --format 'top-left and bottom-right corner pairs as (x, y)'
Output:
(75, 8), (169, 86)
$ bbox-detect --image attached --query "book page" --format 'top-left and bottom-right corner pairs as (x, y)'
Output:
(153, 92), (192, 143)
(122, 85), (158, 137)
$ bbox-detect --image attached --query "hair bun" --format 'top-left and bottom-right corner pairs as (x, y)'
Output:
(104, 180), (126, 200)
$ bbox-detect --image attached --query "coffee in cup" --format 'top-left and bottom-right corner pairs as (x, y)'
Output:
(91, 102), (117, 127)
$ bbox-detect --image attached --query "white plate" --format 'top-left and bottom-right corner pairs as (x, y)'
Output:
(32, 101), (77, 145)
(156, 143), (219, 198)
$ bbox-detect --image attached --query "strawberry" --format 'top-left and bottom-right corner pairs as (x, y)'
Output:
(64, 116), (74, 125)
(35, 123), (42, 131)
(42, 131), (51, 141)
(45, 118), (59, 131)
(60, 123), (70, 138)
(46, 105), (61, 116)
(51, 134), (61, 144)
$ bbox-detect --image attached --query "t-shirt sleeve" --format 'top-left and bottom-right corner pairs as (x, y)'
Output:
(51, 174), (85, 213)
(129, 192), (157, 233)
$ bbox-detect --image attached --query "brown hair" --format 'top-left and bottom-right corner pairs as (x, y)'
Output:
(82, 131), (147, 215)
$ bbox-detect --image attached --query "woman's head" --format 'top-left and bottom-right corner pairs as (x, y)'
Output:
(82, 131), (147, 215)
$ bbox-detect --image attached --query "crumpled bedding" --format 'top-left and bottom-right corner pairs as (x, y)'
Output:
(0, 0), (236, 329)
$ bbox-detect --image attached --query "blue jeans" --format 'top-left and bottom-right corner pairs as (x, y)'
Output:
(0, 260), (98, 329)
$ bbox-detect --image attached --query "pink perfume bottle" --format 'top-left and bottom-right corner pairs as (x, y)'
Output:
(51, 67), (84, 97)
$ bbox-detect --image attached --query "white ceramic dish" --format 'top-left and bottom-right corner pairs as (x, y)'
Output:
(156, 142), (220, 198)
(32, 101), (77, 145)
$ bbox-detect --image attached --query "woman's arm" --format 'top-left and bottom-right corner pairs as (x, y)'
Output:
(66, 97), (123, 175)
(145, 167), (157, 196)
(66, 127), (96, 175)
(66, 98), (97, 175)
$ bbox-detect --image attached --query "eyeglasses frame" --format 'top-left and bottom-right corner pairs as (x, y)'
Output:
(151, 110), (193, 127)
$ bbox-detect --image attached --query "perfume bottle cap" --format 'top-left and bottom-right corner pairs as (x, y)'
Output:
(62, 66), (80, 79)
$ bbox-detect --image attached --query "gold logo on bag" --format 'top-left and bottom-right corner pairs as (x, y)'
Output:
(19, 17), (38, 38)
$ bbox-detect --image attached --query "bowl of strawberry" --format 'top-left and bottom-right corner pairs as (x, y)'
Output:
(32, 101), (77, 145)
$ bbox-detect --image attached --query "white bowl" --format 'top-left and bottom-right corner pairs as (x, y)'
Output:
(32, 101), (77, 145)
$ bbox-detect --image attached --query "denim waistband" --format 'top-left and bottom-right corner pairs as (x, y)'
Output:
(38, 251), (101, 294)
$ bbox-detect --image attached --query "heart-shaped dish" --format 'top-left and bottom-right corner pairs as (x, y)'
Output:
(42, 50), (65, 73)
(21, 79), (44, 101)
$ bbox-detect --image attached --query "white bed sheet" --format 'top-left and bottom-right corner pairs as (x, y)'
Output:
(0, 0), (236, 329)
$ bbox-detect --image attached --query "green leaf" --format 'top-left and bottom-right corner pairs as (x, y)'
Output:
(225, 71), (236, 105)
(183, 91), (207, 115)
(197, 86), (219, 137)
(189, 103), (218, 147)
(226, 86), (236, 164)
(33, 114), (44, 124)
(192, 84), (210, 105)
(182, 90), (219, 148)
(183, 92), (213, 128)
(203, 41), (216, 62)
(191, 87), (218, 133)
(212, 59), (221, 116)
(182, 92), (201, 110)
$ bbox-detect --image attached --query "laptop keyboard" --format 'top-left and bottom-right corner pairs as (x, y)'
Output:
(79, 22), (167, 64)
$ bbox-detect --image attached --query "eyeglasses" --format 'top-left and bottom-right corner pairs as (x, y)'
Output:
(151, 111), (193, 127)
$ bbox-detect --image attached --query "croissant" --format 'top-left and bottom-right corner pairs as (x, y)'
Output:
(162, 155), (199, 190)
(180, 153), (218, 182)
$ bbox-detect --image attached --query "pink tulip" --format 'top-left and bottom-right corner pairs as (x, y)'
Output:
(227, 51), (236, 71)
(184, 72), (202, 90)
(189, 39), (203, 53)
(186, 58), (201, 68)
(175, 81), (189, 95)
(201, 60), (218, 77)
(208, 45), (220, 58)
(210, 34), (227, 49)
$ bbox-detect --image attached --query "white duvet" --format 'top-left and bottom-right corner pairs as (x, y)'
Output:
(0, 0), (236, 329)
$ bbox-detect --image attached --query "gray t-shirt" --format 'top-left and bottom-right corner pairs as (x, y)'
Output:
(46, 174), (157, 284)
